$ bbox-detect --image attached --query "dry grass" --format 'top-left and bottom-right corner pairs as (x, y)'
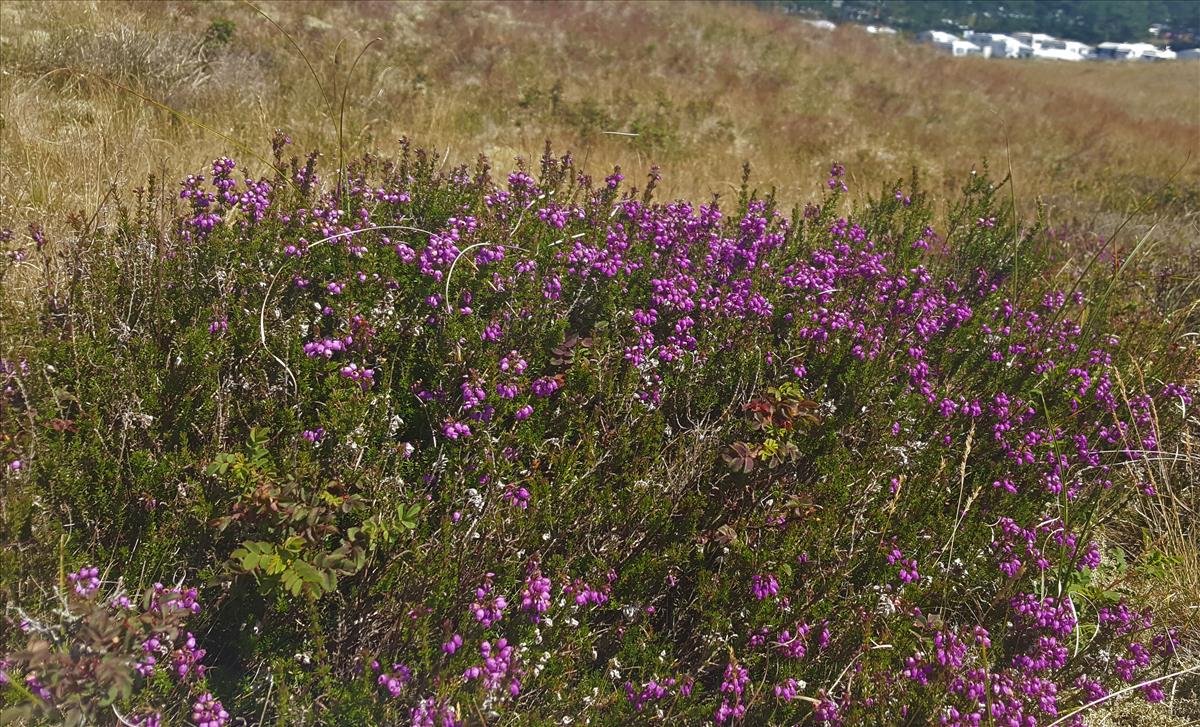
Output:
(1, 0), (1198, 237)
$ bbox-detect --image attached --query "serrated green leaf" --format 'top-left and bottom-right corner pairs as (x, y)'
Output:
(291, 558), (324, 587)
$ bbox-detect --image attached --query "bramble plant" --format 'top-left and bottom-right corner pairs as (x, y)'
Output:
(1, 137), (1196, 725)
(209, 427), (383, 600)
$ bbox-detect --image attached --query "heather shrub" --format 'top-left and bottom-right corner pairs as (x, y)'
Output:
(1, 140), (1195, 725)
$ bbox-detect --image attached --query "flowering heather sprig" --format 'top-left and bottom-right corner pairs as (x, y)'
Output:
(886, 545), (920, 585)
(463, 638), (521, 696)
(774, 622), (813, 660)
(460, 379), (487, 409)
(135, 641), (158, 678)
(774, 677), (803, 703)
(530, 376), (560, 398)
(827, 162), (848, 192)
(376, 662), (413, 697)
(236, 177), (273, 223)
(470, 573), (507, 628)
(1011, 593), (1077, 638)
(338, 362), (375, 388)
(179, 174), (220, 240)
(410, 696), (461, 727)
(303, 337), (347, 358)
(751, 574), (779, 601)
(563, 578), (610, 607)
(442, 420), (472, 440)
(1098, 600), (1154, 637)
(190, 692), (229, 727)
(172, 632), (207, 680)
(211, 157), (237, 206)
(519, 567), (552, 622)
(502, 482), (531, 509)
(130, 711), (163, 727)
(149, 582), (202, 615)
(714, 660), (749, 724)
(67, 566), (100, 597)
(1161, 382), (1193, 406)
(499, 351), (527, 375)
(624, 676), (681, 711)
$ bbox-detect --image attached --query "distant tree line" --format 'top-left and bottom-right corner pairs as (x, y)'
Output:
(763, 1), (1200, 47)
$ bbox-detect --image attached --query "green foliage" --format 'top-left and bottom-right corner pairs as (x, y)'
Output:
(723, 382), (820, 472)
(209, 429), (415, 600)
(202, 18), (236, 50)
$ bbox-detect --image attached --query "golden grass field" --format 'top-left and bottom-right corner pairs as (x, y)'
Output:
(1, 0), (1198, 236)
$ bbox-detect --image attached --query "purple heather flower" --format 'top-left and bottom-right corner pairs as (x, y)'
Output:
(520, 568), (552, 621)
(470, 574), (507, 627)
(131, 712), (163, 727)
(191, 693), (229, 727)
(67, 565), (101, 597)
(503, 483), (531, 509)
(531, 376), (560, 398)
(442, 420), (472, 440)
(377, 663), (413, 697)
(751, 574), (779, 601)
(173, 631), (207, 679)
(463, 638), (520, 695)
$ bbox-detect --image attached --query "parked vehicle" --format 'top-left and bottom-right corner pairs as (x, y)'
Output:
(1093, 42), (1159, 60)
(965, 32), (1032, 59)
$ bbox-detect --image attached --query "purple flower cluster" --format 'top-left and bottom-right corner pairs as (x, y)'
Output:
(190, 692), (229, 727)
(470, 573), (507, 627)
(375, 661), (413, 697)
(563, 577), (610, 608)
(714, 660), (749, 724)
(443, 420), (472, 440)
(751, 573), (779, 600)
(886, 545), (920, 585)
(410, 696), (461, 727)
(519, 567), (552, 622)
(172, 632), (207, 680)
(67, 565), (100, 596)
(623, 676), (687, 712)
(463, 638), (521, 696)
